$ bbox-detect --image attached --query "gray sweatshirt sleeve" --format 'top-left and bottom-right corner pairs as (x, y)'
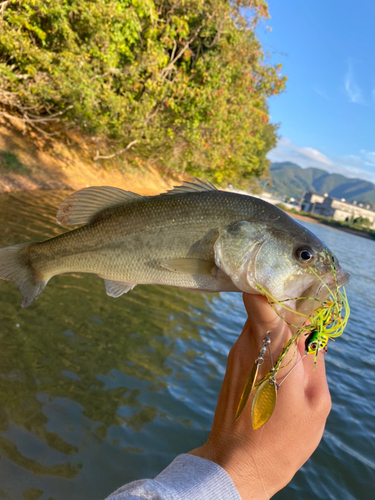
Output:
(106, 453), (242, 500)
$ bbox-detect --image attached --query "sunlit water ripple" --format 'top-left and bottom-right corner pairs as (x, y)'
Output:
(0, 192), (373, 500)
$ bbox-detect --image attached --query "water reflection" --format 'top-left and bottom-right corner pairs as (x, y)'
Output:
(0, 192), (374, 500)
(274, 221), (375, 500)
(0, 190), (225, 499)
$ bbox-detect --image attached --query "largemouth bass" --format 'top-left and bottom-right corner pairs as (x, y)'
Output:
(0, 179), (349, 319)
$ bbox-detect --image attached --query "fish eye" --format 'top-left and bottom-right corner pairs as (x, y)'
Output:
(296, 247), (315, 264)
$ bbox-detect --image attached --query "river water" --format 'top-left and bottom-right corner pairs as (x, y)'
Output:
(0, 191), (374, 500)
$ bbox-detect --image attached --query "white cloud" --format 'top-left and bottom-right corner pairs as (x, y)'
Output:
(297, 146), (333, 166)
(268, 138), (375, 184)
(268, 137), (333, 169)
(314, 87), (329, 100)
(344, 61), (364, 104)
(361, 151), (375, 167)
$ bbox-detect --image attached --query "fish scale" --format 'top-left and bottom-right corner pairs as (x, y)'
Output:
(0, 180), (349, 312)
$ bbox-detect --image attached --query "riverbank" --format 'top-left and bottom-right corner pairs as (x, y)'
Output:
(1, 117), (374, 242)
(290, 211), (375, 241)
(0, 116), (184, 196)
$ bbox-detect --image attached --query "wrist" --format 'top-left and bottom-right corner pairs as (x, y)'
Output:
(188, 443), (267, 500)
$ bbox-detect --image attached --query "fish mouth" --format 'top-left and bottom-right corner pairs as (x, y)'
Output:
(296, 267), (351, 317)
(316, 268), (350, 301)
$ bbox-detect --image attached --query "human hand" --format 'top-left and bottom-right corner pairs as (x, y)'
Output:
(189, 293), (331, 500)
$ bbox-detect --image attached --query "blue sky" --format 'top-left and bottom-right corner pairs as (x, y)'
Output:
(256, 0), (375, 182)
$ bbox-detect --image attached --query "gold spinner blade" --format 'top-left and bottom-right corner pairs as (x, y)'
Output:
(251, 378), (277, 430)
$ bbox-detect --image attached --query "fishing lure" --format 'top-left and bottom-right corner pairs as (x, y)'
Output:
(235, 251), (350, 429)
(235, 332), (271, 421)
(305, 329), (328, 355)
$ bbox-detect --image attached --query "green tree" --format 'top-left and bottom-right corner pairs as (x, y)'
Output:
(353, 216), (372, 229)
(0, 0), (286, 185)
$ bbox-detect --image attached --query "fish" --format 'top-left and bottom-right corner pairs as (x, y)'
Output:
(0, 179), (349, 320)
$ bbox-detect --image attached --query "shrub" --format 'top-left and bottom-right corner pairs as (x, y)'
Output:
(0, 0), (286, 185)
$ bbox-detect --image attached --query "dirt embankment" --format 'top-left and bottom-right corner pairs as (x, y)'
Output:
(0, 116), (184, 195)
(1, 117), (374, 242)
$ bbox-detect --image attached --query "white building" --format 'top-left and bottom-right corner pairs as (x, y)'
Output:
(300, 192), (375, 229)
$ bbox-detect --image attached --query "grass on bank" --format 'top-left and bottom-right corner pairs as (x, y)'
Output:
(276, 204), (375, 241)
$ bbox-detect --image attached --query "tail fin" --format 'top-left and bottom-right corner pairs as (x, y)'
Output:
(0, 242), (47, 308)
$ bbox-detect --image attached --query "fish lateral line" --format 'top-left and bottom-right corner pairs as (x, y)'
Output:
(0, 181), (350, 318)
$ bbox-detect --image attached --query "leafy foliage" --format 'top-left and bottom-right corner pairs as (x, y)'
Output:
(351, 216), (371, 229)
(0, 0), (286, 185)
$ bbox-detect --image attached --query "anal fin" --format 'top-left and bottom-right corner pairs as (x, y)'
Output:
(104, 280), (137, 298)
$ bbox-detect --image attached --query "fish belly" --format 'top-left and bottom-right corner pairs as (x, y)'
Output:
(27, 220), (238, 293)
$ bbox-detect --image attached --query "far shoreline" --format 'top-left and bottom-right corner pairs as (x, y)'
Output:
(1, 183), (373, 242)
(0, 113), (372, 243)
(290, 211), (374, 241)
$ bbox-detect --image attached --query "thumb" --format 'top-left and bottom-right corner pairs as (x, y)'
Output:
(242, 293), (291, 352)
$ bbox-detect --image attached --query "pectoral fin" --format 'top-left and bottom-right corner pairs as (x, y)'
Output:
(104, 280), (137, 298)
(160, 258), (218, 277)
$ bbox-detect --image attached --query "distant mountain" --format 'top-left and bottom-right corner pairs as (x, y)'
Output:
(267, 162), (375, 206)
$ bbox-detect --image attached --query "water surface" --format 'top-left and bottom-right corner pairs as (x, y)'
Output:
(0, 191), (374, 500)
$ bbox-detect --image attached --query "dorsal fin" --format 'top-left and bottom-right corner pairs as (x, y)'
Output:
(162, 178), (218, 196)
(56, 186), (142, 226)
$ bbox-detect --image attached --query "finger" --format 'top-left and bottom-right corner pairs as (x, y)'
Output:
(302, 350), (332, 417)
(243, 293), (281, 327)
(275, 346), (331, 427)
(222, 296), (292, 424)
(242, 293), (290, 349)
